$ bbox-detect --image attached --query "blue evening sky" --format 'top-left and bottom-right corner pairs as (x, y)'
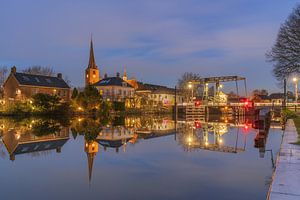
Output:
(0, 0), (298, 92)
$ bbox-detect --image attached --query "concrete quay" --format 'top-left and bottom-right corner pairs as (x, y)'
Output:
(268, 119), (300, 200)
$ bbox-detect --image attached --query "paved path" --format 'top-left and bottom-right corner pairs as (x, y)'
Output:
(268, 119), (300, 200)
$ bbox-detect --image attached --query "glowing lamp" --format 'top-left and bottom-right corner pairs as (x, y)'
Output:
(194, 121), (201, 129)
(194, 100), (201, 107)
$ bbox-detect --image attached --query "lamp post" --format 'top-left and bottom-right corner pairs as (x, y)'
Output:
(188, 82), (193, 102)
(293, 77), (298, 103)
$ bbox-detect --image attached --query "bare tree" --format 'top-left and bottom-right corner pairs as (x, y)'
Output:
(22, 65), (55, 76)
(266, 5), (300, 80)
(0, 66), (8, 86)
(22, 65), (71, 85)
(177, 72), (202, 98)
(252, 89), (268, 96)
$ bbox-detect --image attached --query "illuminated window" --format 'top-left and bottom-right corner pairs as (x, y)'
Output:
(16, 89), (21, 95)
(86, 74), (89, 78)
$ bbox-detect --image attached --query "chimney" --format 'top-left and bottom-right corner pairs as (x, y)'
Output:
(57, 73), (62, 79)
(116, 72), (120, 78)
(11, 66), (16, 74)
(104, 73), (108, 78)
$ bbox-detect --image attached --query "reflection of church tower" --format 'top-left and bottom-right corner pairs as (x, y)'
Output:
(85, 37), (100, 86)
(84, 140), (99, 184)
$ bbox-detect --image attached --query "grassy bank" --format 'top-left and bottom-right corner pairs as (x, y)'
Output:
(281, 109), (300, 144)
(293, 116), (300, 145)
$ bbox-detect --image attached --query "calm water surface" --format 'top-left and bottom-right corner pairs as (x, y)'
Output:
(0, 116), (282, 200)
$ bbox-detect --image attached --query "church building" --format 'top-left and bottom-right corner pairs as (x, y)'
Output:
(85, 38), (100, 86)
(84, 38), (136, 103)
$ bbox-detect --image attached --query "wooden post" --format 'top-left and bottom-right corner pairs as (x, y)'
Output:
(174, 86), (177, 122)
(174, 86), (177, 141)
(283, 78), (287, 108)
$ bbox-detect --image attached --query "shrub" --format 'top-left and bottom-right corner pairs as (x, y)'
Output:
(113, 101), (125, 111)
(282, 109), (297, 119)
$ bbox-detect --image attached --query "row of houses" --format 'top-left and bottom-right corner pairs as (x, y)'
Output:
(0, 38), (183, 108)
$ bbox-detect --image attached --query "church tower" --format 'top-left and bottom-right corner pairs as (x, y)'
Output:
(122, 69), (127, 81)
(85, 37), (100, 86)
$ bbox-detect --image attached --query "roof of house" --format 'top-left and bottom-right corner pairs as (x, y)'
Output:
(136, 82), (176, 94)
(93, 77), (133, 88)
(12, 72), (70, 89)
(13, 139), (69, 155)
(268, 93), (293, 99)
(256, 94), (270, 100)
(97, 138), (131, 148)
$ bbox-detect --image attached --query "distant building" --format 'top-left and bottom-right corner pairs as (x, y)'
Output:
(135, 82), (184, 107)
(3, 66), (70, 102)
(92, 72), (134, 102)
(269, 92), (294, 104)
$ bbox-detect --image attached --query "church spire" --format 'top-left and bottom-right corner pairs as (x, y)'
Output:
(84, 140), (98, 185)
(85, 36), (100, 86)
(123, 68), (127, 81)
(88, 36), (97, 69)
(87, 151), (96, 184)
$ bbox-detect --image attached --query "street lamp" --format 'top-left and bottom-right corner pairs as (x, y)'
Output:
(188, 82), (193, 102)
(293, 77), (298, 102)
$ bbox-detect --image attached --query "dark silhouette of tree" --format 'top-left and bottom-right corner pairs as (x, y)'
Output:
(22, 65), (55, 76)
(267, 5), (300, 80)
(177, 72), (201, 89)
(177, 72), (202, 98)
(0, 66), (8, 86)
(252, 89), (269, 96)
(71, 88), (78, 99)
(75, 85), (102, 111)
(22, 65), (71, 85)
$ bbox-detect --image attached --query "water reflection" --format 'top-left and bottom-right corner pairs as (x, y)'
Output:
(0, 118), (69, 161)
(0, 116), (276, 159)
(0, 115), (281, 193)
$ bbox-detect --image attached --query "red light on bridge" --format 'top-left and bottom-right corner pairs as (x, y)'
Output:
(194, 121), (201, 129)
(195, 100), (201, 107)
(243, 124), (250, 132)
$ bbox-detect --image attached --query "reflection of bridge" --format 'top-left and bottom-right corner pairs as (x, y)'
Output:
(187, 142), (245, 153)
(176, 121), (247, 154)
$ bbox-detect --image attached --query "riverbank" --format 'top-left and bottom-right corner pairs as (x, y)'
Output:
(268, 119), (300, 200)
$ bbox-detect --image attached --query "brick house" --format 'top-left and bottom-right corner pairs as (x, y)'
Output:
(3, 66), (71, 102)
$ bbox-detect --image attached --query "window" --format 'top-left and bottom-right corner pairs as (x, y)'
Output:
(45, 78), (52, 83)
(123, 90), (126, 96)
(34, 77), (40, 82)
(22, 76), (30, 81)
(119, 89), (122, 95)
